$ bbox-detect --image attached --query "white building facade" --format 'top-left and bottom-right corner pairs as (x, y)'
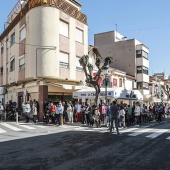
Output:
(0, 0), (88, 120)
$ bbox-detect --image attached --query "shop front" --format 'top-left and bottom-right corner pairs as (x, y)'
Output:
(73, 87), (124, 104)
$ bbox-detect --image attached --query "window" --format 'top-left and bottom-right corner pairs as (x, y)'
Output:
(0, 67), (3, 75)
(76, 57), (82, 71)
(142, 51), (148, 59)
(59, 52), (69, 68)
(20, 26), (26, 41)
(76, 28), (83, 43)
(6, 37), (9, 49)
(143, 82), (149, 89)
(137, 82), (149, 89)
(10, 58), (15, 71)
(1, 45), (3, 54)
(137, 66), (142, 73)
(136, 50), (148, 59)
(19, 57), (25, 70)
(11, 32), (15, 46)
(59, 20), (69, 37)
(136, 50), (142, 58)
(119, 78), (122, 87)
(137, 82), (142, 89)
(143, 66), (148, 75)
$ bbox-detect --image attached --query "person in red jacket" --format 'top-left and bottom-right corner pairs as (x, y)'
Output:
(50, 103), (56, 124)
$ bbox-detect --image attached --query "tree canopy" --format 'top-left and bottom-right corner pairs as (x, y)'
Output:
(79, 55), (112, 104)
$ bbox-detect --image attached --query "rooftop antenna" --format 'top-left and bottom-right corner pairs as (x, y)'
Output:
(115, 24), (117, 39)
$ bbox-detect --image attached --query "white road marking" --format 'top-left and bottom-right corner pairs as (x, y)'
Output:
(146, 129), (169, 139)
(1, 123), (22, 131)
(0, 127), (6, 133)
(119, 128), (138, 134)
(128, 128), (152, 136)
(18, 124), (35, 130)
(166, 136), (170, 140)
(35, 125), (46, 128)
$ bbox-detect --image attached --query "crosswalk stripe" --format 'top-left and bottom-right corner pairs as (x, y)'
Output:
(18, 124), (35, 130)
(166, 136), (170, 140)
(119, 128), (138, 134)
(35, 125), (46, 128)
(128, 128), (152, 136)
(0, 127), (6, 133)
(1, 123), (22, 131)
(146, 129), (169, 139)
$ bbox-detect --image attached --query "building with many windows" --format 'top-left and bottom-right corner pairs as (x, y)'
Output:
(0, 0), (88, 120)
(94, 31), (149, 98)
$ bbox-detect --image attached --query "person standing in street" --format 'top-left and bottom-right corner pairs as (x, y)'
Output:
(32, 100), (38, 123)
(110, 101), (120, 135)
(106, 104), (111, 128)
(119, 105), (126, 128)
(127, 105), (132, 127)
(25, 101), (31, 123)
(67, 103), (73, 124)
(157, 103), (163, 122)
(0, 102), (4, 122)
(55, 103), (63, 126)
(134, 102), (140, 126)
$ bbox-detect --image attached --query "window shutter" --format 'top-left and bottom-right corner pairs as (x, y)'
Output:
(76, 28), (83, 43)
(59, 52), (69, 63)
(19, 57), (25, 66)
(59, 20), (69, 37)
(20, 27), (26, 41)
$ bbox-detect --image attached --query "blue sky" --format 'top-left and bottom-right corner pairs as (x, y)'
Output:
(1, 0), (170, 75)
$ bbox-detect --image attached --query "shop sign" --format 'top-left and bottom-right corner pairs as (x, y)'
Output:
(80, 91), (112, 97)
(113, 78), (117, 87)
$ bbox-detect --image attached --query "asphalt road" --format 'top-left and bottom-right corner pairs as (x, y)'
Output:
(0, 120), (170, 170)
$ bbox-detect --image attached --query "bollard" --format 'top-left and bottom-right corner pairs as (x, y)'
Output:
(4, 111), (6, 121)
(16, 112), (18, 124)
(60, 114), (63, 126)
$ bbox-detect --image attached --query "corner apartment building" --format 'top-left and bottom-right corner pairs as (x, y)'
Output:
(94, 31), (149, 97)
(0, 0), (88, 120)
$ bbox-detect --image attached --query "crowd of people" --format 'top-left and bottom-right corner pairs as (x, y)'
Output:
(1, 98), (169, 129)
(42, 99), (170, 129)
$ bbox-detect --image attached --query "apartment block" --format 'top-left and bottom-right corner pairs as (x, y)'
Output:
(94, 31), (149, 96)
(0, 0), (88, 120)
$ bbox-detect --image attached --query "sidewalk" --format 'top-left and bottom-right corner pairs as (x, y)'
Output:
(14, 117), (170, 129)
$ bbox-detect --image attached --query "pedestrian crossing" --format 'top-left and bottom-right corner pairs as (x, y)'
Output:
(61, 125), (170, 140)
(0, 122), (47, 133)
(0, 122), (170, 141)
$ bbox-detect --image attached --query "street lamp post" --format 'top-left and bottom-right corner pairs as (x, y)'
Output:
(103, 64), (109, 105)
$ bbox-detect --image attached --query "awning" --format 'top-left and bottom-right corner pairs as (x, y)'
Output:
(117, 89), (143, 101)
(46, 82), (82, 90)
(73, 87), (123, 99)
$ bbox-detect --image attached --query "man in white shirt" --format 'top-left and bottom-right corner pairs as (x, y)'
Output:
(134, 102), (141, 126)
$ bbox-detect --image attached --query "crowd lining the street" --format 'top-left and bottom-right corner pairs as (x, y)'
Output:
(42, 99), (169, 134)
(0, 99), (169, 134)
